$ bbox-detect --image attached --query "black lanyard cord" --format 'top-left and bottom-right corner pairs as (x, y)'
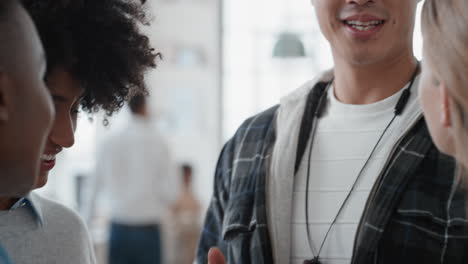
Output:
(304, 111), (398, 264)
(304, 82), (331, 260)
(301, 63), (420, 264)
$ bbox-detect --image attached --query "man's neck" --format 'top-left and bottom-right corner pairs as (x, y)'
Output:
(182, 185), (193, 194)
(333, 53), (418, 105)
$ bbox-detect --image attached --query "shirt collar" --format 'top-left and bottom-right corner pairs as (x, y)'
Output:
(9, 192), (44, 227)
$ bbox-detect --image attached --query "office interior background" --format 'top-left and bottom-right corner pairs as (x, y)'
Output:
(35, 0), (424, 263)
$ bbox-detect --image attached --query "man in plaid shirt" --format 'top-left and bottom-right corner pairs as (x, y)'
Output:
(197, 0), (468, 263)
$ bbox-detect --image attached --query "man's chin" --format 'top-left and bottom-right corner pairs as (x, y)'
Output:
(347, 52), (387, 66)
(34, 174), (49, 190)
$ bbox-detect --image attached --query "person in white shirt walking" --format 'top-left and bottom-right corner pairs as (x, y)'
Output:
(88, 94), (179, 264)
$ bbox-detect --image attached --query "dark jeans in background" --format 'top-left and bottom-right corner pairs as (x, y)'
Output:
(109, 222), (162, 264)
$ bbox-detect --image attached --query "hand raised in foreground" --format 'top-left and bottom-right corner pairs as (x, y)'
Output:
(208, 247), (226, 264)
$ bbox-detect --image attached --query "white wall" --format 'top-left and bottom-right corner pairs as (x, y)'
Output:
(144, 0), (222, 207)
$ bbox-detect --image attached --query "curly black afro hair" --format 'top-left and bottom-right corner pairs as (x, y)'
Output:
(22, 0), (159, 116)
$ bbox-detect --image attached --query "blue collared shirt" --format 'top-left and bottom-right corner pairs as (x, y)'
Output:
(8, 194), (44, 227)
(0, 195), (36, 264)
(0, 192), (95, 264)
(0, 195), (42, 264)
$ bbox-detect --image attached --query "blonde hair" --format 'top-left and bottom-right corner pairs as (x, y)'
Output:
(422, 0), (468, 175)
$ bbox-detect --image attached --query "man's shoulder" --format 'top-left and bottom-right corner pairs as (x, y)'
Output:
(232, 105), (279, 141)
(27, 193), (95, 263)
(218, 105), (279, 182)
(31, 193), (88, 233)
(404, 116), (435, 147)
(215, 105), (279, 180)
(394, 116), (455, 177)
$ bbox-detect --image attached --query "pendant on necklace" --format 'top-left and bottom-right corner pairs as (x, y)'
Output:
(303, 257), (321, 264)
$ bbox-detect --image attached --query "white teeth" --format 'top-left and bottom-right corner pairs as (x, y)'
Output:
(351, 24), (377, 31)
(345, 20), (384, 31)
(346, 20), (383, 27)
(41, 154), (56, 161)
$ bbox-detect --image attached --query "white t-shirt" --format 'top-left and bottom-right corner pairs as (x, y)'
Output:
(290, 84), (416, 264)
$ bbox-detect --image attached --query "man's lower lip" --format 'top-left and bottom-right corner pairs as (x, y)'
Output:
(344, 23), (384, 39)
(41, 159), (56, 171)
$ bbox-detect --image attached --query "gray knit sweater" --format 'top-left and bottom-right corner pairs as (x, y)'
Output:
(0, 192), (96, 264)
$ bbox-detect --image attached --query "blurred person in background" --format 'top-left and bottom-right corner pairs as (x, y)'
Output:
(199, 0), (468, 263)
(0, 0), (54, 263)
(0, 0), (158, 263)
(420, 0), (468, 182)
(87, 94), (179, 264)
(168, 164), (202, 264)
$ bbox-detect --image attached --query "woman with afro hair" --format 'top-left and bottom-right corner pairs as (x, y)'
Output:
(0, 0), (159, 263)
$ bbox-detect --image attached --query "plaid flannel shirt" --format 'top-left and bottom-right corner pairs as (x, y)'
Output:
(197, 91), (468, 264)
